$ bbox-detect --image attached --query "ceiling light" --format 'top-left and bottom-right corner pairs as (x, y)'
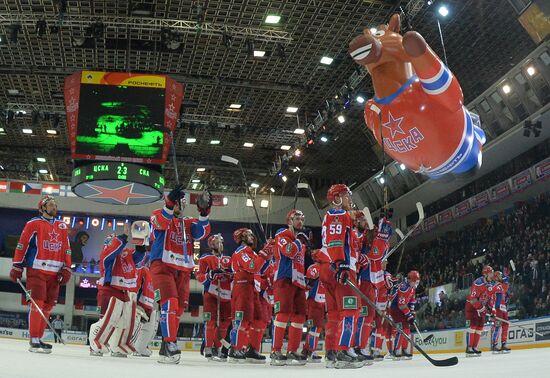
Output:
(293, 128), (305, 134)
(191, 179), (200, 183)
(320, 56), (333, 65)
(270, 187), (275, 193)
(7, 89), (20, 95)
(254, 50), (266, 57)
(22, 128), (33, 134)
(46, 129), (58, 135)
(223, 196), (228, 205)
(246, 198), (253, 207)
(196, 167), (206, 172)
(229, 103), (242, 109)
(337, 115), (345, 123)
(280, 145), (291, 150)
(438, 5), (449, 17)
(243, 142), (254, 148)
(399, 163), (406, 171)
(210, 139), (221, 145)
(286, 106), (298, 113)
(370, 27), (377, 34)
(320, 136), (328, 143)
(502, 84), (511, 94)
(250, 183), (260, 188)
(526, 66), (536, 76)
(282, 175), (288, 182)
(0, 127), (5, 133)
(260, 199), (269, 208)
(186, 137), (197, 143)
(37, 157), (46, 162)
(294, 149), (302, 157)
(379, 177), (385, 184)
(39, 169), (48, 174)
(356, 95), (365, 103)
(265, 15), (281, 24)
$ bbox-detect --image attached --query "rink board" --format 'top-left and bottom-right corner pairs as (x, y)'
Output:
(1, 315), (549, 354)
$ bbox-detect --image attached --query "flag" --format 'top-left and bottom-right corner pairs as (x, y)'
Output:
(9, 181), (24, 193)
(23, 182), (42, 195)
(0, 181), (7, 193)
(42, 184), (61, 195)
(60, 185), (76, 197)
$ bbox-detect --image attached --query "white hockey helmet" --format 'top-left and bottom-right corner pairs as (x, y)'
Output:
(131, 220), (151, 246)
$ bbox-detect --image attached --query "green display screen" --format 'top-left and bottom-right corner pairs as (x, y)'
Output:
(75, 84), (165, 160)
(72, 162), (165, 190)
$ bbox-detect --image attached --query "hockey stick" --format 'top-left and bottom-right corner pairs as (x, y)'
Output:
(297, 182), (323, 222)
(17, 278), (65, 345)
(221, 155), (266, 243)
(362, 207), (374, 230)
(493, 316), (545, 337)
(345, 279), (458, 367)
(382, 202), (424, 262)
(413, 321), (434, 343)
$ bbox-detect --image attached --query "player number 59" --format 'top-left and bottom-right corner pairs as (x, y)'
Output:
(329, 223), (342, 235)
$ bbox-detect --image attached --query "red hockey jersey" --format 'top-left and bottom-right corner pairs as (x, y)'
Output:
(149, 206), (211, 271)
(98, 235), (138, 292)
(273, 227), (306, 288)
(320, 208), (354, 264)
(467, 277), (493, 309)
(136, 266), (155, 311)
(196, 252), (232, 302)
(13, 217), (71, 275)
(231, 245), (267, 283)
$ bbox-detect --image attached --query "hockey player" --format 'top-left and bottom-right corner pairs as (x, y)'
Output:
(149, 185), (212, 363)
(255, 256), (275, 362)
(491, 271), (511, 353)
(317, 184), (362, 369)
(89, 222), (147, 357)
(10, 195), (72, 353)
(465, 265), (494, 356)
(229, 229), (274, 363)
(196, 234), (233, 361)
(388, 270), (420, 360)
(129, 222), (158, 358)
(300, 261), (325, 363)
(270, 209), (308, 366)
(372, 265), (398, 361)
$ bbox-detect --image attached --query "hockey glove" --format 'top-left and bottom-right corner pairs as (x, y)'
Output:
(196, 190), (213, 217)
(57, 267), (72, 286)
(334, 263), (351, 284)
(208, 269), (225, 281)
(357, 253), (369, 268)
(476, 306), (487, 317)
(258, 239), (275, 260)
(10, 264), (23, 283)
(165, 184), (185, 209)
(136, 305), (150, 323)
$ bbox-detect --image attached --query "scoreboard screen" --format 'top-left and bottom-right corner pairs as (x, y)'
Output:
(64, 71), (184, 165)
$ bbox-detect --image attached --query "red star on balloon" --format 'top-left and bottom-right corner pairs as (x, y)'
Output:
(86, 183), (157, 205)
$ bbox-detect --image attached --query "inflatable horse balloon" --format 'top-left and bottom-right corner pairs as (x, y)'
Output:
(349, 14), (485, 179)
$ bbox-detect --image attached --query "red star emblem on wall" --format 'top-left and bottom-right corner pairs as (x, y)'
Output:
(86, 183), (157, 205)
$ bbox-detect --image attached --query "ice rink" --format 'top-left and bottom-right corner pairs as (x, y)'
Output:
(1, 339), (549, 378)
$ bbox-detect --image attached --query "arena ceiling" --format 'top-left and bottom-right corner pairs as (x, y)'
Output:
(0, 0), (536, 197)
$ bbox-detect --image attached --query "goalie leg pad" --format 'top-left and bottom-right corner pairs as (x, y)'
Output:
(110, 299), (137, 355)
(132, 309), (159, 356)
(89, 297), (124, 353)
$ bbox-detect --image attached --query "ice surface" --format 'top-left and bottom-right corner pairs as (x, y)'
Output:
(0, 339), (549, 378)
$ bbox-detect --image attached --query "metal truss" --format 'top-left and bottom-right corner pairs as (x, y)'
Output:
(0, 13), (292, 44)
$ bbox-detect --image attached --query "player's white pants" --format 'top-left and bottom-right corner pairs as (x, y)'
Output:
(109, 297), (138, 355)
(131, 308), (159, 356)
(89, 297), (124, 353)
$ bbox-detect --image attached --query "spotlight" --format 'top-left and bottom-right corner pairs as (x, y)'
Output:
(186, 137), (196, 143)
(320, 56), (333, 65)
(293, 128), (305, 134)
(438, 6), (449, 17)
(369, 27), (377, 34)
(282, 175), (288, 182)
(250, 183), (260, 188)
(379, 177), (385, 184)
(265, 15), (281, 24)
(502, 84), (511, 94)
(294, 149), (302, 157)
(526, 66), (536, 76)
(356, 95), (365, 104)
(399, 163), (406, 171)
(337, 115), (345, 124)
(270, 187), (275, 193)
(320, 135), (328, 143)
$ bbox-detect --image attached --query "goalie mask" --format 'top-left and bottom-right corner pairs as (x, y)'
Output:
(131, 220), (151, 246)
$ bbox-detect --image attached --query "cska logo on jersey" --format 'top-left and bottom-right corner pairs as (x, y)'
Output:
(43, 230), (62, 252)
(169, 231), (183, 244)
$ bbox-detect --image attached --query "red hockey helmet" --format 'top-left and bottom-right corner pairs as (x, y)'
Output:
(408, 270), (420, 282)
(327, 184), (352, 204)
(233, 228), (253, 244)
(306, 263), (320, 280)
(37, 195), (56, 214)
(207, 233), (224, 250)
(493, 271), (502, 282)
(286, 209), (305, 225)
(482, 265), (494, 277)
